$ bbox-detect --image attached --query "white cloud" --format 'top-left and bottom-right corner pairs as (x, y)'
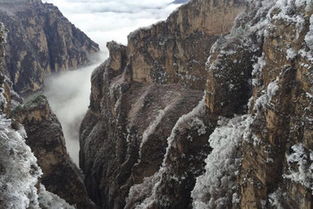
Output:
(44, 0), (181, 47)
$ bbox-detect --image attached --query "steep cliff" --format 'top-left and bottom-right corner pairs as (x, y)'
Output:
(193, 1), (313, 208)
(81, 0), (313, 209)
(127, 0), (246, 89)
(80, 0), (246, 208)
(0, 17), (96, 208)
(0, 0), (99, 94)
(0, 22), (76, 209)
(12, 95), (97, 209)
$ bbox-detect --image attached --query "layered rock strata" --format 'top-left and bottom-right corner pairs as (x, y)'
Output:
(0, 0), (99, 94)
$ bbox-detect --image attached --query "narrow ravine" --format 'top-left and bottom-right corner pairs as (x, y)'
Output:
(44, 61), (101, 165)
(42, 0), (185, 164)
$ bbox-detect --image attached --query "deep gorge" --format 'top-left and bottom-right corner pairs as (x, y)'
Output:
(0, 0), (312, 209)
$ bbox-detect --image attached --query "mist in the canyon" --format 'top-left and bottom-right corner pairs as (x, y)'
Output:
(43, 0), (185, 164)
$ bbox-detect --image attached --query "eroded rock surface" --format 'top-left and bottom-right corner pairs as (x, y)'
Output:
(80, 60), (205, 209)
(0, 22), (77, 209)
(125, 0), (245, 89)
(193, 1), (313, 209)
(80, 0), (246, 209)
(0, 0), (99, 94)
(81, 0), (313, 209)
(12, 95), (97, 209)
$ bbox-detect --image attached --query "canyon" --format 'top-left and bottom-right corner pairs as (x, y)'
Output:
(0, 0), (313, 209)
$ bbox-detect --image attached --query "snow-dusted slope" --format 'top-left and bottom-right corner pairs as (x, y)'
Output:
(194, 0), (313, 208)
(0, 115), (41, 209)
(0, 114), (75, 209)
(0, 22), (76, 209)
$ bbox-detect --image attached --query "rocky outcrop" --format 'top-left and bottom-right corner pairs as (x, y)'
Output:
(12, 95), (97, 209)
(79, 0), (246, 209)
(0, 18), (95, 208)
(0, 0), (99, 94)
(0, 114), (75, 209)
(126, 0), (246, 89)
(0, 21), (76, 209)
(238, 1), (313, 208)
(80, 55), (206, 209)
(193, 1), (313, 209)
(81, 0), (313, 209)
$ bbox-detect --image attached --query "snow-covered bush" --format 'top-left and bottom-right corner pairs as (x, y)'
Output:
(192, 115), (253, 209)
(0, 115), (42, 209)
(0, 115), (76, 209)
(283, 144), (313, 194)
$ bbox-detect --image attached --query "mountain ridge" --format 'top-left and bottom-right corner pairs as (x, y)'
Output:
(0, 0), (99, 94)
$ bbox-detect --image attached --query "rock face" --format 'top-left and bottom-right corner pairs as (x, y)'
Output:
(80, 54), (207, 209)
(194, 0), (313, 208)
(236, 1), (313, 208)
(79, 0), (246, 209)
(0, 23), (22, 113)
(12, 95), (97, 209)
(127, 0), (246, 89)
(0, 22), (76, 209)
(0, 0), (99, 94)
(0, 113), (76, 209)
(81, 0), (313, 209)
(0, 19), (95, 208)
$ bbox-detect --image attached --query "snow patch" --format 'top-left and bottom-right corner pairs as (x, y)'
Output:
(189, 117), (207, 136)
(283, 143), (313, 193)
(286, 48), (297, 60)
(252, 54), (266, 87)
(126, 174), (161, 209)
(255, 79), (279, 111)
(38, 185), (75, 209)
(268, 188), (284, 209)
(272, 0), (306, 39)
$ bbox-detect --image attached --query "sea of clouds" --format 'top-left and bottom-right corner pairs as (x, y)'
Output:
(43, 0), (186, 165)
